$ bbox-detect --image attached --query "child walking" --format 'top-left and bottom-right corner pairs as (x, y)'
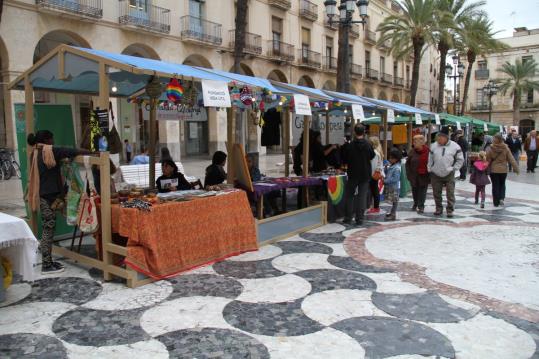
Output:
(470, 151), (490, 208)
(384, 149), (403, 220)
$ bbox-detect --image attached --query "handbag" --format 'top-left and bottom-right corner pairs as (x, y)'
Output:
(63, 161), (85, 226)
(77, 156), (99, 234)
(107, 101), (123, 155)
(372, 170), (383, 181)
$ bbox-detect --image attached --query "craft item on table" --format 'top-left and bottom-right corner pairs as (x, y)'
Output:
(327, 175), (345, 205)
(120, 198), (152, 212)
(166, 78), (184, 103)
(240, 86), (253, 106)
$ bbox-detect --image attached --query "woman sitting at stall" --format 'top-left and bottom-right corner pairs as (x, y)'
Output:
(204, 151), (227, 188)
(156, 159), (192, 193)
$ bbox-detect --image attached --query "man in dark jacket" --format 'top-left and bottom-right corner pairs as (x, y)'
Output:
(456, 130), (469, 180)
(341, 124), (375, 225)
(505, 130), (522, 172)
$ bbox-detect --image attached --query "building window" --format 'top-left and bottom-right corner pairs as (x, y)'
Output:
(405, 65), (410, 83)
(477, 60), (487, 70)
(272, 16), (283, 51)
(380, 56), (385, 74)
(302, 27), (311, 58)
(476, 89), (486, 105)
(522, 55), (533, 64)
(326, 37), (333, 58)
(365, 50), (371, 70)
(129, 0), (148, 11)
(189, 0), (204, 17)
(348, 45), (353, 64)
(393, 62), (398, 77)
(522, 89), (534, 104)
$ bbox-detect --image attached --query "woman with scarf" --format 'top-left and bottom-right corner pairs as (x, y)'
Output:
(406, 134), (430, 213)
(27, 130), (90, 274)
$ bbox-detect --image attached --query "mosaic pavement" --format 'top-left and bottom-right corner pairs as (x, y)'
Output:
(1, 190), (539, 358)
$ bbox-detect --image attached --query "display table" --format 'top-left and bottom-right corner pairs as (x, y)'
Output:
(0, 213), (38, 282)
(111, 190), (258, 279)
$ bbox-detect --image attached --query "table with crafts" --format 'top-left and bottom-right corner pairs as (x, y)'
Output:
(0, 213), (39, 295)
(109, 189), (258, 279)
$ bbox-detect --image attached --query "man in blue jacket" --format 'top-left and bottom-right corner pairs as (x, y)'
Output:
(341, 124), (375, 225)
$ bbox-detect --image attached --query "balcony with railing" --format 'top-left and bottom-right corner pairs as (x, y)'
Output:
(377, 39), (391, 51)
(366, 68), (379, 80)
(300, 0), (318, 21)
(323, 56), (337, 72)
(267, 40), (295, 62)
(229, 30), (262, 55)
(349, 24), (360, 38)
(470, 102), (489, 111)
(119, 0), (170, 33)
(475, 69), (490, 79)
(365, 30), (376, 45)
(180, 16), (222, 45)
(351, 63), (363, 78)
(298, 48), (321, 69)
(381, 73), (393, 84)
(394, 76), (404, 86)
(324, 16), (338, 30)
(36, 0), (102, 19)
(268, 0), (291, 10)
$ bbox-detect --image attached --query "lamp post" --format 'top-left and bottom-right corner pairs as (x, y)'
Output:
(445, 55), (465, 115)
(482, 80), (499, 123)
(324, 0), (369, 93)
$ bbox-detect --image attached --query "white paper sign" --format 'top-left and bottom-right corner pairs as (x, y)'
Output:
(293, 94), (312, 116)
(434, 114), (441, 125)
(456, 121), (462, 131)
(499, 125), (503, 132)
(387, 109), (395, 123)
(202, 80), (231, 107)
(483, 123), (488, 132)
(351, 104), (365, 122)
(415, 113), (422, 125)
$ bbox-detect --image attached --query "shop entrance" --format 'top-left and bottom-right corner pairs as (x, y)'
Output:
(185, 120), (208, 155)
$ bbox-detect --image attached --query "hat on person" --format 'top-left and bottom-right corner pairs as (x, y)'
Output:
(439, 126), (450, 137)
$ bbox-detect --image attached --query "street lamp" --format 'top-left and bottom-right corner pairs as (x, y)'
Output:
(445, 54), (465, 115)
(324, 0), (369, 93)
(482, 80), (499, 123)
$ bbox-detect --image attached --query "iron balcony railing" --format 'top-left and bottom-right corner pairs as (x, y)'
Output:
(382, 73), (393, 83)
(299, 0), (318, 21)
(119, 0), (170, 33)
(36, 0), (102, 19)
(268, 0), (291, 10)
(475, 69), (490, 79)
(180, 16), (222, 45)
(323, 56), (337, 71)
(351, 63), (363, 77)
(349, 24), (360, 38)
(365, 30), (376, 44)
(394, 76), (404, 86)
(229, 30), (262, 55)
(366, 68), (379, 80)
(267, 40), (295, 62)
(471, 103), (489, 111)
(298, 48), (321, 68)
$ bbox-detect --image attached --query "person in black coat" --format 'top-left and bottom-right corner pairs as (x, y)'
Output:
(505, 129), (522, 171)
(204, 151), (227, 188)
(341, 124), (375, 225)
(156, 159), (192, 193)
(456, 130), (469, 180)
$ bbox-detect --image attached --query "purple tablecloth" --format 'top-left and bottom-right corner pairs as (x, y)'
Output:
(252, 177), (323, 197)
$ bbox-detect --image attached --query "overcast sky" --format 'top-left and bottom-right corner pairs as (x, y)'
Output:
(484, 0), (539, 38)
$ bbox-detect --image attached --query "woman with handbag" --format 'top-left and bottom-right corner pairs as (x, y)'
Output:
(27, 130), (90, 274)
(406, 135), (430, 213)
(487, 133), (519, 207)
(367, 137), (384, 214)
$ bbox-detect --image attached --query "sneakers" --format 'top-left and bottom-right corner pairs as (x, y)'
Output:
(499, 200), (504, 206)
(480, 203), (485, 209)
(433, 209), (443, 216)
(385, 213), (396, 221)
(417, 208), (424, 214)
(446, 211), (454, 218)
(41, 261), (65, 275)
(367, 208), (380, 214)
(411, 205), (418, 211)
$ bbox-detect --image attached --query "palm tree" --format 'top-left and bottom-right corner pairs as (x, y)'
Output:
(377, 0), (445, 106)
(497, 59), (539, 126)
(457, 14), (506, 115)
(233, 0), (249, 74)
(434, 0), (485, 112)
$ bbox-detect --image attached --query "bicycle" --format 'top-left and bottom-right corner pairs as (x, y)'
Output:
(0, 149), (21, 180)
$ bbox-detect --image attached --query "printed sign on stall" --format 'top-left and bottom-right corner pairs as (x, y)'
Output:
(456, 121), (462, 131)
(387, 109), (395, 123)
(499, 125), (503, 133)
(293, 94), (312, 116)
(434, 114), (441, 125)
(202, 80), (231, 107)
(351, 104), (365, 122)
(415, 113), (422, 125)
(484, 123), (488, 132)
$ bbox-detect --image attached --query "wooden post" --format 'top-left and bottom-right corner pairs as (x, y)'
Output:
(58, 49), (66, 81)
(302, 116), (310, 178)
(325, 109), (330, 145)
(99, 152), (114, 281)
(407, 117), (413, 152)
(284, 108), (291, 177)
(227, 106), (235, 183)
(148, 97), (157, 189)
(428, 118), (433, 145)
(97, 62), (109, 110)
(382, 110), (388, 159)
(24, 76), (37, 234)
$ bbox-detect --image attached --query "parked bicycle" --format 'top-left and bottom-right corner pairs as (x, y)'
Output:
(0, 149), (21, 180)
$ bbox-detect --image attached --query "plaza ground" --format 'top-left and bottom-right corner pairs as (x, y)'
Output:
(0, 156), (538, 358)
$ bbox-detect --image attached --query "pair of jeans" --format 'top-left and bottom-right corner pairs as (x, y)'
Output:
(527, 150), (538, 171)
(490, 173), (507, 206)
(411, 185), (428, 209)
(368, 178), (380, 209)
(475, 185), (486, 203)
(344, 178), (369, 222)
(430, 172), (456, 212)
(39, 198), (56, 266)
(509, 151), (520, 171)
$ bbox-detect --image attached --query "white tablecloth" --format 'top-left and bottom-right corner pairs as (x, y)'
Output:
(0, 212), (38, 281)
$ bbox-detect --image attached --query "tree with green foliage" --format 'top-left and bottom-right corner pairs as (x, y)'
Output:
(497, 59), (539, 126)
